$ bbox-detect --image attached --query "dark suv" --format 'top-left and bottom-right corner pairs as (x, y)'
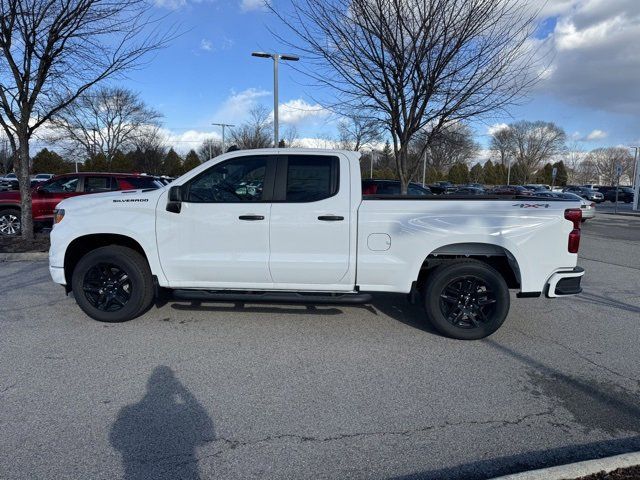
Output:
(362, 179), (432, 196)
(598, 186), (635, 203)
(0, 172), (163, 236)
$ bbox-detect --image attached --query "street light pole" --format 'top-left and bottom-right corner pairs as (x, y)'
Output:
(506, 158), (512, 186)
(212, 123), (234, 153)
(251, 52), (299, 147)
(631, 146), (640, 212)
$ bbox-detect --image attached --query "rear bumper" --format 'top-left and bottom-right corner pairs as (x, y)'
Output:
(545, 267), (584, 298)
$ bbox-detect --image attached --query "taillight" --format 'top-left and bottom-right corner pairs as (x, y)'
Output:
(565, 208), (581, 253)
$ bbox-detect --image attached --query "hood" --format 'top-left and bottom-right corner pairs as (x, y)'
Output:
(57, 187), (165, 211)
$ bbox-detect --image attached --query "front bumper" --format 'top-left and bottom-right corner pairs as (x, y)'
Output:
(545, 267), (584, 298)
(49, 265), (66, 285)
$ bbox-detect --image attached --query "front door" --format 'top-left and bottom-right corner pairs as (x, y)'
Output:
(32, 175), (82, 221)
(268, 154), (353, 289)
(156, 155), (276, 288)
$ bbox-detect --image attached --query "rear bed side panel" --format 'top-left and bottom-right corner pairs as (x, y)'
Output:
(356, 199), (579, 293)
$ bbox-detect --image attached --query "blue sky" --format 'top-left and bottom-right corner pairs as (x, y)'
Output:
(114, 0), (640, 156)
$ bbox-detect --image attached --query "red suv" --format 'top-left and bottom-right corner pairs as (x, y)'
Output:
(0, 172), (163, 236)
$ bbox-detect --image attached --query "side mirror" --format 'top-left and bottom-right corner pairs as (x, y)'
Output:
(166, 185), (183, 213)
(168, 185), (183, 202)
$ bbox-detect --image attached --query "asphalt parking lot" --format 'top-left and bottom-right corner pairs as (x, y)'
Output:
(1, 214), (639, 480)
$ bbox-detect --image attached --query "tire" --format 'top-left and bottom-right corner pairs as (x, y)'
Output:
(0, 208), (21, 236)
(71, 245), (154, 322)
(422, 260), (510, 340)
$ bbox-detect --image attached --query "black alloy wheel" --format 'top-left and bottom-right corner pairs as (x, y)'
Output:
(72, 245), (154, 322)
(423, 260), (510, 340)
(82, 263), (133, 312)
(438, 276), (497, 329)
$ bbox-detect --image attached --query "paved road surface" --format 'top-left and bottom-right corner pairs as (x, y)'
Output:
(1, 215), (639, 480)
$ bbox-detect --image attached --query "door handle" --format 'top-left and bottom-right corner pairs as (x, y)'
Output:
(239, 215), (265, 221)
(318, 215), (344, 221)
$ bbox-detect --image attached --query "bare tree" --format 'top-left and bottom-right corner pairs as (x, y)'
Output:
(129, 126), (167, 175)
(280, 125), (300, 148)
(48, 87), (163, 169)
(489, 126), (514, 167)
(490, 121), (566, 183)
(337, 115), (381, 151)
(0, 0), (171, 239)
(0, 132), (13, 173)
(229, 105), (273, 150)
(198, 138), (223, 161)
(272, 0), (542, 192)
(416, 123), (478, 176)
(586, 147), (634, 186)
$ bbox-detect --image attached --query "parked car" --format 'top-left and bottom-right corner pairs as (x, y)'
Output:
(0, 172), (163, 236)
(0, 174), (39, 191)
(563, 186), (604, 203)
(49, 148), (585, 340)
(362, 179), (432, 195)
(534, 191), (596, 221)
(491, 185), (534, 196)
(452, 186), (486, 195)
(597, 186), (635, 203)
(582, 184), (599, 190)
(524, 184), (551, 191)
(32, 173), (55, 182)
(429, 181), (457, 195)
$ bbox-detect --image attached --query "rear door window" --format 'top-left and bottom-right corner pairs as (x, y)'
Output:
(284, 155), (339, 202)
(84, 176), (113, 193)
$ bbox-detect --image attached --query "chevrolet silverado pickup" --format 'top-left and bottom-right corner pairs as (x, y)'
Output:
(48, 149), (585, 339)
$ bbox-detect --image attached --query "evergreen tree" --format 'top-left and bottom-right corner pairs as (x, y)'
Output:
(31, 148), (72, 174)
(182, 150), (201, 173)
(83, 153), (108, 172)
(536, 163), (553, 184)
(552, 160), (568, 186)
(448, 162), (469, 184)
(469, 163), (484, 183)
(110, 150), (134, 173)
(494, 163), (508, 185)
(483, 160), (496, 185)
(162, 148), (183, 177)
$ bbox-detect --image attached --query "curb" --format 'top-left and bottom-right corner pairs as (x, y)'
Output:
(599, 211), (640, 218)
(490, 451), (640, 480)
(0, 252), (49, 262)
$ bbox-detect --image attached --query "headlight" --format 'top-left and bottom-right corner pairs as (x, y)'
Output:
(53, 209), (65, 224)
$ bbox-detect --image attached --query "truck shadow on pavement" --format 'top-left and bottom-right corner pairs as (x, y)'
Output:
(109, 366), (215, 480)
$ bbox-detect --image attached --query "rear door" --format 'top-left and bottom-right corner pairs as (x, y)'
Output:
(268, 154), (354, 289)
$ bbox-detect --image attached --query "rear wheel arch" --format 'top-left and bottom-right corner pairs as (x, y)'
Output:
(416, 242), (521, 290)
(64, 234), (150, 287)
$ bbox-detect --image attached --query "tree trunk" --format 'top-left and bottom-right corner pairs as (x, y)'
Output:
(17, 134), (34, 241)
(396, 148), (410, 195)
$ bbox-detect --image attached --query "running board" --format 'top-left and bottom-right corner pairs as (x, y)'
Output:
(171, 290), (373, 305)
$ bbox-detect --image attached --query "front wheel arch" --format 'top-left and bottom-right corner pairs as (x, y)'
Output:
(64, 234), (149, 287)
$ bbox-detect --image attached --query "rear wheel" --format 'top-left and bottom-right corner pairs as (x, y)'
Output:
(423, 261), (510, 340)
(0, 209), (21, 236)
(71, 245), (154, 322)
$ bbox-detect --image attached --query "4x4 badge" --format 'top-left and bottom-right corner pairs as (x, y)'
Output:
(512, 203), (549, 208)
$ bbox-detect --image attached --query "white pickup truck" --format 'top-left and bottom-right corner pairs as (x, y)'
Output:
(49, 148), (585, 339)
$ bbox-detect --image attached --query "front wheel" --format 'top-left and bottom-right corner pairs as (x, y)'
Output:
(423, 261), (510, 340)
(71, 245), (154, 322)
(0, 209), (21, 236)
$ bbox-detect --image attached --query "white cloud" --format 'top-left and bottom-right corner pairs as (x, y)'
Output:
(584, 129), (608, 141)
(538, 0), (640, 113)
(277, 99), (330, 125)
(200, 39), (213, 51)
(487, 123), (509, 135)
(240, 0), (269, 12)
(159, 128), (221, 154)
(214, 88), (271, 124)
(153, 0), (186, 9)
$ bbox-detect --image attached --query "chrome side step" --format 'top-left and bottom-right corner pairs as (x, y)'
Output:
(171, 290), (373, 305)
